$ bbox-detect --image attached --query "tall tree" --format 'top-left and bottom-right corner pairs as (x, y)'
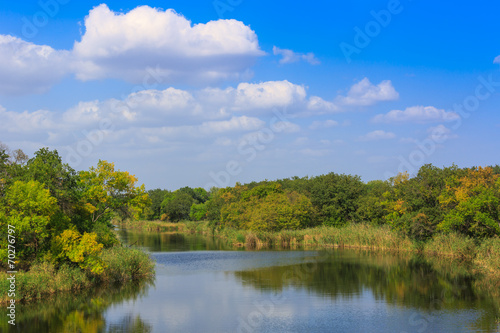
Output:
(310, 173), (364, 227)
(79, 160), (150, 225)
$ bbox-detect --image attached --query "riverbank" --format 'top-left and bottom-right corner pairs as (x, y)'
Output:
(135, 220), (500, 282)
(0, 246), (155, 304)
(116, 219), (185, 232)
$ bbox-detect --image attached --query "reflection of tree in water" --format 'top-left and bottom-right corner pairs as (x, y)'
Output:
(233, 250), (500, 332)
(118, 229), (235, 252)
(1, 279), (154, 333)
(107, 314), (152, 333)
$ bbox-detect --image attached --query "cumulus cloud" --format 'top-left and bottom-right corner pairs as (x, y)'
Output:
(309, 119), (339, 130)
(0, 106), (56, 134)
(372, 106), (459, 123)
(0, 35), (70, 95)
(273, 46), (320, 65)
(307, 96), (339, 113)
(358, 130), (396, 141)
(336, 78), (399, 106)
(494, 55), (500, 64)
(0, 5), (268, 94)
(73, 4), (264, 84)
(198, 116), (264, 134)
(0, 80), (312, 146)
(233, 80), (307, 111)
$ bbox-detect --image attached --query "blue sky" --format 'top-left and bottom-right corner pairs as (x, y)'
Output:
(0, 0), (499, 190)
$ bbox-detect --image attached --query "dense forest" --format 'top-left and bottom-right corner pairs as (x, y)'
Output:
(147, 164), (500, 241)
(0, 143), (150, 275)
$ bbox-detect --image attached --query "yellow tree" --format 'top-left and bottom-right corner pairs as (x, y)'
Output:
(79, 160), (150, 225)
(438, 166), (500, 237)
(381, 172), (409, 230)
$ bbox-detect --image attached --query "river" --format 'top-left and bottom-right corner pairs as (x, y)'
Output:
(5, 229), (500, 332)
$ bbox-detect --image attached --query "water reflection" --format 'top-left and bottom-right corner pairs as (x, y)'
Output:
(116, 229), (236, 252)
(232, 251), (500, 331)
(4, 230), (500, 333)
(1, 278), (154, 333)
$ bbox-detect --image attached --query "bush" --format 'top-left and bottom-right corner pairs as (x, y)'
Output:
(98, 246), (155, 283)
(475, 237), (500, 276)
(424, 232), (476, 260)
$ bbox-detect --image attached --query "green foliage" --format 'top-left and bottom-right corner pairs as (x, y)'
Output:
(52, 229), (105, 274)
(98, 246), (155, 283)
(206, 187), (224, 228)
(92, 221), (120, 248)
(23, 148), (79, 216)
(356, 180), (391, 225)
(423, 232), (477, 260)
(79, 160), (150, 225)
(219, 183), (315, 231)
(438, 167), (500, 238)
(161, 191), (194, 221)
(0, 180), (58, 262)
(145, 188), (169, 220)
(309, 173), (364, 227)
(190, 202), (208, 221)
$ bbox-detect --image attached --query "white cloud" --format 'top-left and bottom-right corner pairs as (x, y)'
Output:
(73, 4), (264, 84)
(336, 78), (399, 106)
(273, 46), (320, 65)
(494, 55), (500, 64)
(372, 106), (459, 123)
(427, 125), (458, 142)
(274, 121), (301, 133)
(309, 119), (339, 130)
(0, 106), (55, 134)
(358, 130), (396, 141)
(198, 116), (264, 134)
(233, 80), (307, 111)
(307, 96), (339, 113)
(0, 35), (70, 95)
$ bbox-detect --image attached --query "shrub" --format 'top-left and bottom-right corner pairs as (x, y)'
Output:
(98, 246), (155, 283)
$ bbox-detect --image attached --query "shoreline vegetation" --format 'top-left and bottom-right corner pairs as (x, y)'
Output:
(1, 143), (499, 305)
(0, 145), (155, 305)
(119, 219), (500, 284)
(0, 245), (155, 305)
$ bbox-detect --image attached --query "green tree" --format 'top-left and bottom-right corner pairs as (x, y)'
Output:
(161, 192), (194, 221)
(220, 183), (315, 231)
(23, 148), (79, 215)
(145, 188), (169, 220)
(0, 180), (58, 262)
(79, 160), (150, 226)
(310, 173), (364, 227)
(190, 202), (208, 221)
(438, 166), (500, 238)
(356, 180), (391, 225)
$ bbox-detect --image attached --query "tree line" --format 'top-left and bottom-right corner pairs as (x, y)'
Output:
(148, 163), (500, 241)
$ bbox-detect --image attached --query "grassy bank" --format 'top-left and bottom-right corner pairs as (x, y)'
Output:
(171, 220), (500, 281)
(0, 246), (155, 304)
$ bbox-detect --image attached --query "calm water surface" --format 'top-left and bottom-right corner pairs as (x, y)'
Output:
(5, 229), (500, 333)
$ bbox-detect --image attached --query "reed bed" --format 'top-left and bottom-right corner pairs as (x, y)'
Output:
(0, 245), (155, 304)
